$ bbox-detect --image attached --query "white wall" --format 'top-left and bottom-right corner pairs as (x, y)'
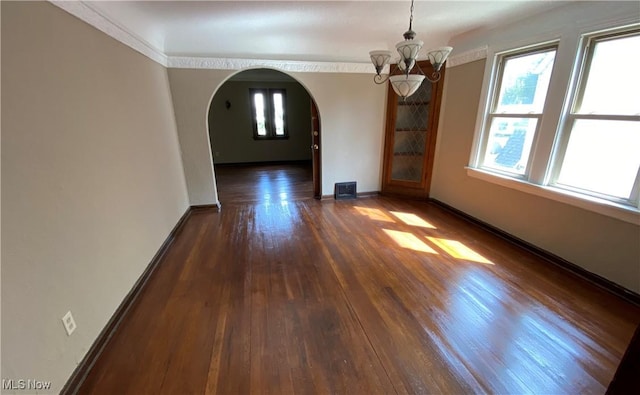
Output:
(432, 1), (640, 293)
(1, 2), (189, 392)
(169, 69), (387, 200)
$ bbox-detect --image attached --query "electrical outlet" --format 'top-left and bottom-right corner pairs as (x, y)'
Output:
(62, 311), (76, 336)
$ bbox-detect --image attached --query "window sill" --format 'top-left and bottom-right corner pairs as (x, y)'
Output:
(465, 167), (640, 225)
(253, 136), (290, 141)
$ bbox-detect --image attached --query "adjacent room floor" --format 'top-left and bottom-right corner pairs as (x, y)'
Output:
(78, 163), (640, 394)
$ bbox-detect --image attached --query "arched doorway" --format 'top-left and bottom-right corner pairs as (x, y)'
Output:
(207, 68), (321, 202)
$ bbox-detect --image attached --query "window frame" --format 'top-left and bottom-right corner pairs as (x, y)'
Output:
(467, 24), (640, 224)
(250, 88), (289, 140)
(547, 28), (640, 206)
(477, 43), (558, 179)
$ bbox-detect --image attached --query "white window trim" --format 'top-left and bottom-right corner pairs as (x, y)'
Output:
(479, 43), (558, 180)
(547, 27), (640, 206)
(468, 21), (640, 225)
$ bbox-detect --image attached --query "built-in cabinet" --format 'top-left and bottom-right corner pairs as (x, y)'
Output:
(381, 60), (445, 199)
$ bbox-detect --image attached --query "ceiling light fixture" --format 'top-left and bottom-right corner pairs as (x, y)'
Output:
(369, 0), (453, 99)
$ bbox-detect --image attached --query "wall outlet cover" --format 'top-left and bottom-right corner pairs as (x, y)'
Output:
(62, 311), (77, 336)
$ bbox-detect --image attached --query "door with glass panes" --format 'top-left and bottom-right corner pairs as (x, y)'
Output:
(381, 60), (445, 199)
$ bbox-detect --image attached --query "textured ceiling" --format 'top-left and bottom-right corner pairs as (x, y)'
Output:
(86, 1), (570, 63)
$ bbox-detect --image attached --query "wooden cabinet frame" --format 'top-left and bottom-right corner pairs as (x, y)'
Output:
(381, 60), (446, 199)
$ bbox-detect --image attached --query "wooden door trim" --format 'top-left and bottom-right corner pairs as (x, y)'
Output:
(311, 99), (321, 199)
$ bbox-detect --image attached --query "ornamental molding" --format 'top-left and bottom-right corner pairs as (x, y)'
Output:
(167, 57), (373, 73)
(446, 46), (489, 68)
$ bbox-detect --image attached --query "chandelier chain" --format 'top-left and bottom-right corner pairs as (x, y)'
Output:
(409, 0), (414, 31)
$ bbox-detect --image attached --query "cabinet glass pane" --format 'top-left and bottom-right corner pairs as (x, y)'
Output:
(390, 80), (432, 182)
(403, 82), (432, 104)
(391, 153), (425, 181)
(395, 105), (429, 130)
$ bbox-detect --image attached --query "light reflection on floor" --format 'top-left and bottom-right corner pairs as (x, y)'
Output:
(355, 203), (598, 392)
(431, 268), (597, 393)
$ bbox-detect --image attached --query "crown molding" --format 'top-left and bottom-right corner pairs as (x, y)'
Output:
(49, 0), (168, 67)
(167, 56), (373, 73)
(447, 46), (488, 68)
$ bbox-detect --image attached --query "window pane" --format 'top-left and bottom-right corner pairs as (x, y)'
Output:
(272, 92), (285, 136)
(557, 119), (640, 198)
(495, 49), (556, 114)
(578, 34), (640, 115)
(482, 117), (538, 175)
(253, 93), (267, 136)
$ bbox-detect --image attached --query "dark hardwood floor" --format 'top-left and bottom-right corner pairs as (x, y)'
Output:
(78, 164), (640, 394)
(214, 162), (313, 204)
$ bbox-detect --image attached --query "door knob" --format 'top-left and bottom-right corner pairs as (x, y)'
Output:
(312, 144), (319, 150)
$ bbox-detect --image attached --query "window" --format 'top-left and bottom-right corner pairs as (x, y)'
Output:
(551, 30), (640, 204)
(479, 45), (557, 176)
(470, 25), (640, 218)
(250, 89), (288, 139)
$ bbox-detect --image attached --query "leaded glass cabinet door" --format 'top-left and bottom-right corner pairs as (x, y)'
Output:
(382, 61), (445, 199)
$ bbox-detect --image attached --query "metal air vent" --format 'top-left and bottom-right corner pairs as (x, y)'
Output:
(334, 182), (357, 200)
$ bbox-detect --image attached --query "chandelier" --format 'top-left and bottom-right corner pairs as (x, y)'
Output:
(369, 0), (453, 99)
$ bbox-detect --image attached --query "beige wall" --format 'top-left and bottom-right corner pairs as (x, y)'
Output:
(1, 2), (189, 392)
(209, 80), (312, 164)
(167, 68), (230, 206)
(169, 69), (387, 202)
(432, 13), (640, 293)
(291, 72), (387, 196)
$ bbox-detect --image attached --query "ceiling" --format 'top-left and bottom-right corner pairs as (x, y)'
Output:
(83, 1), (570, 64)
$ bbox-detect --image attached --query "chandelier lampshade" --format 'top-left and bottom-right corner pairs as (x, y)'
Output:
(369, 50), (393, 75)
(396, 39), (423, 72)
(389, 74), (425, 99)
(427, 46), (454, 72)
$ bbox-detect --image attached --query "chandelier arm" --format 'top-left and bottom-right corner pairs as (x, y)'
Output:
(423, 71), (442, 84)
(374, 74), (390, 85)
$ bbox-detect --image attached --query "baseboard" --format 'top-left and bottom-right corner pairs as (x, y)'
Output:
(357, 191), (380, 198)
(429, 198), (640, 307)
(214, 159), (312, 167)
(192, 202), (222, 212)
(321, 191), (380, 200)
(60, 205), (196, 394)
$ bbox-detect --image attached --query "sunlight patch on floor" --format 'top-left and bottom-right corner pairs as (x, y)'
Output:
(384, 229), (438, 253)
(390, 211), (436, 229)
(355, 207), (396, 222)
(427, 237), (493, 264)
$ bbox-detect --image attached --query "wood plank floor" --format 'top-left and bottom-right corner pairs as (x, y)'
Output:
(79, 164), (640, 394)
(214, 162), (313, 204)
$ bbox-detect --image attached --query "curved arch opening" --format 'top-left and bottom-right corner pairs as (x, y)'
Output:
(206, 68), (321, 203)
